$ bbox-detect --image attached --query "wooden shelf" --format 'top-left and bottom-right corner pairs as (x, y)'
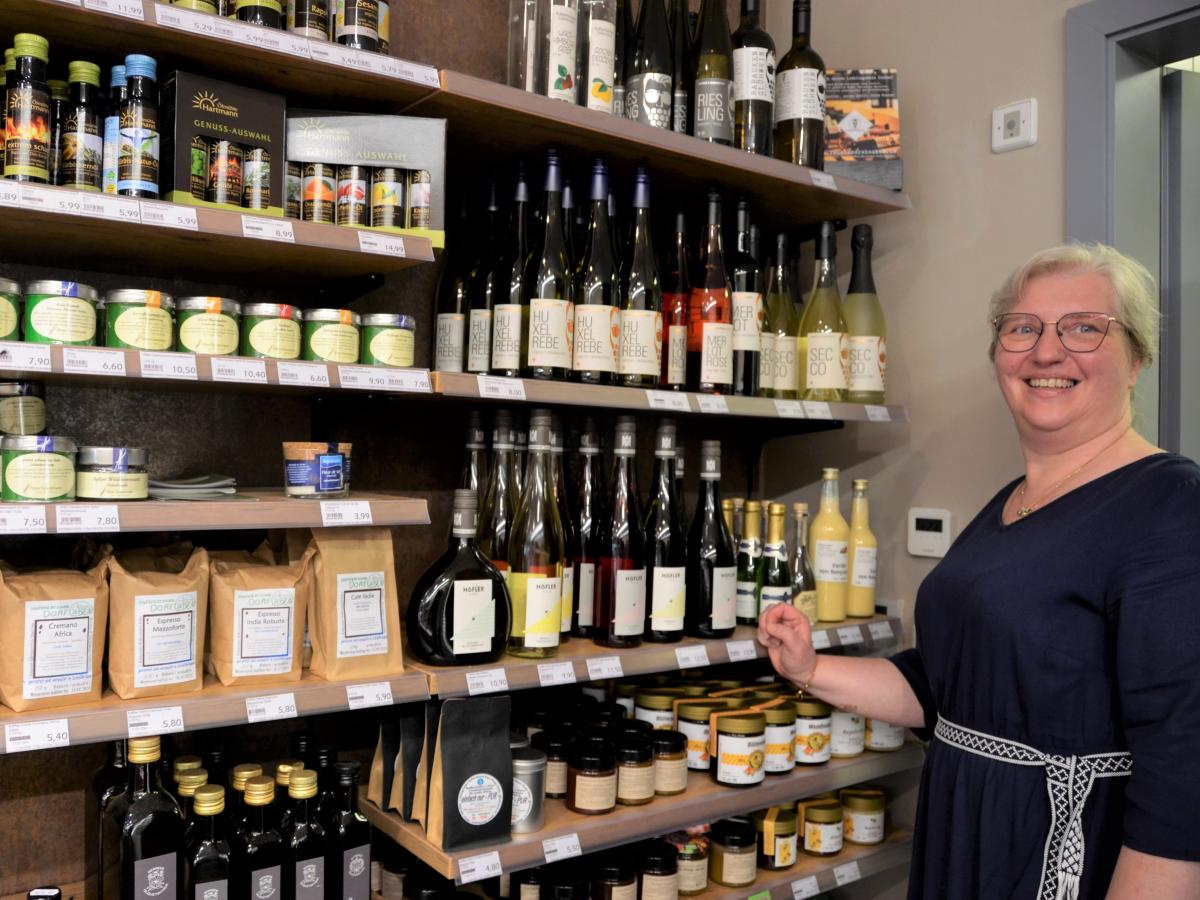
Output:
(362, 744), (925, 882)
(0, 669), (430, 753)
(409, 615), (901, 698)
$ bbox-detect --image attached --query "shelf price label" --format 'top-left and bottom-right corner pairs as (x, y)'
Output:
(0, 505), (48, 535)
(140, 351), (199, 380)
(696, 394), (728, 414)
(357, 231), (408, 257)
(79, 192), (142, 223)
(865, 405), (891, 422)
(774, 399), (805, 418)
(338, 365), (392, 390)
(811, 629), (832, 650)
(0, 341), (51, 372)
(477, 375), (526, 401)
(802, 401), (833, 420)
(227, 19), (312, 57)
(837, 626), (865, 646)
(49, 0), (83, 5)
(646, 389), (691, 412)
(155, 2), (239, 39)
(542, 833), (582, 863)
(465, 668), (509, 695)
(346, 682), (394, 710)
(20, 183), (88, 217)
(384, 368), (433, 393)
(585, 656), (623, 680)
(276, 361), (331, 388)
(0, 181), (20, 207)
(791, 876), (821, 899)
(62, 347), (127, 377)
(139, 200), (199, 230)
(83, 0), (146, 19)
(242, 215), (295, 243)
(245, 692), (298, 723)
(833, 861), (862, 886)
(868, 620), (895, 641)
(810, 171), (838, 191)
(537, 661), (576, 687)
(211, 357), (268, 384)
(320, 500), (373, 527)
(388, 59), (441, 87)
(675, 645), (711, 669)
(126, 706), (185, 738)
(457, 851), (502, 885)
(56, 505), (121, 534)
(4, 719), (70, 753)
(725, 639), (758, 662)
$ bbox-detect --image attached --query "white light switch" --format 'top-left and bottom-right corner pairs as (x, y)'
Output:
(992, 98), (1038, 153)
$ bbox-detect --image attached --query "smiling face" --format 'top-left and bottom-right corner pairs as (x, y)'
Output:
(994, 269), (1140, 448)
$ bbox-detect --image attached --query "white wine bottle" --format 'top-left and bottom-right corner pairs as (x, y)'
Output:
(732, 0), (775, 155)
(799, 221), (847, 402)
(773, 0), (826, 168)
(691, 0), (734, 145)
(844, 224), (887, 404)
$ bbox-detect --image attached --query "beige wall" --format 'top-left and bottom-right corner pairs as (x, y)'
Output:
(760, 0), (1083, 628)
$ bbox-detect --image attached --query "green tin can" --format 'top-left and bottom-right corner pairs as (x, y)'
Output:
(303, 308), (360, 364)
(1, 435), (78, 502)
(103, 289), (175, 351)
(23, 280), (100, 346)
(360, 313), (415, 367)
(177, 297), (242, 356)
(0, 277), (20, 341)
(0, 381), (46, 436)
(241, 303), (302, 360)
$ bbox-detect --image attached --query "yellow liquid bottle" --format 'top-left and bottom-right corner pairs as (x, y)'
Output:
(846, 478), (877, 617)
(799, 221), (847, 402)
(808, 467), (848, 621)
(844, 225), (887, 404)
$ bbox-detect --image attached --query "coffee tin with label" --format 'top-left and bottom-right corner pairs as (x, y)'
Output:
(360, 313), (415, 367)
(176, 297), (242, 356)
(0, 381), (46, 436)
(303, 308), (361, 364)
(103, 289), (175, 351)
(1, 435), (78, 502)
(23, 281), (99, 346)
(241, 303), (302, 360)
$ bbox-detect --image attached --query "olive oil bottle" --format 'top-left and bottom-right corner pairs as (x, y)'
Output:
(108, 737), (185, 900)
(95, 740), (127, 900)
(231, 776), (284, 900)
(4, 33), (51, 183)
(61, 61), (103, 192)
(282, 769), (327, 900)
(187, 785), (232, 899)
(323, 762), (372, 900)
(116, 54), (159, 199)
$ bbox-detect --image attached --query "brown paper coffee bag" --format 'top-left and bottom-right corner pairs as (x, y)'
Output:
(117, 542), (196, 574)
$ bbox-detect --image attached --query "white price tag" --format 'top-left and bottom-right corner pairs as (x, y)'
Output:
(388, 59), (441, 87)
(4, 719), (70, 753)
(774, 399), (805, 418)
(276, 361), (331, 387)
(697, 393), (728, 414)
(725, 639), (758, 662)
(140, 351), (198, 380)
(17, 183), (60, 211)
(0, 181), (20, 207)
(62, 347), (127, 377)
(79, 192), (142, 223)
(791, 876), (821, 899)
(228, 19), (312, 57)
(338, 365), (392, 390)
(245, 692), (298, 723)
(211, 357), (268, 384)
(865, 404), (891, 422)
(802, 401), (833, 420)
(646, 389), (691, 412)
(837, 625), (865, 646)
(585, 656), (623, 680)
(477, 375), (526, 401)
(126, 706), (185, 738)
(542, 833), (582, 863)
(84, 0), (145, 19)
(382, 368), (432, 393)
(346, 682), (394, 710)
(811, 629), (832, 650)
(154, 3), (239, 39)
(242, 215), (295, 243)
(675, 645), (710, 669)
(49, 0), (83, 5)
(810, 171), (837, 191)
(357, 231), (408, 257)
(537, 661), (576, 687)
(0, 341), (52, 372)
(834, 861), (862, 886)
(465, 668), (509, 695)
(320, 500), (373, 527)
(457, 851), (502, 885)
(0, 505), (48, 535)
(139, 200), (199, 230)
(869, 620), (895, 641)
(56, 504), (121, 534)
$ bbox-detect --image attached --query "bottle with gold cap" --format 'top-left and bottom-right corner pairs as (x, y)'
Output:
(721, 498), (734, 536)
(325, 760), (371, 900)
(229, 763), (263, 838)
(282, 768), (327, 899)
(789, 502), (817, 625)
(735, 499), (763, 624)
(759, 502), (792, 616)
(846, 478), (878, 617)
(808, 468), (849, 621)
(273, 759), (304, 835)
(172, 755), (203, 800)
(93, 740), (126, 900)
(186, 784), (231, 895)
(730, 496), (745, 546)
(106, 736), (185, 898)
(231, 775), (283, 899)
(176, 768), (208, 840)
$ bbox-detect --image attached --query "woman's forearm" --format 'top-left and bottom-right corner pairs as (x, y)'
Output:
(1106, 847), (1200, 898)
(785, 655), (927, 729)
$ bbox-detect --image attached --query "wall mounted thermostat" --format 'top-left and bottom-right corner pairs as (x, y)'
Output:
(908, 508), (953, 558)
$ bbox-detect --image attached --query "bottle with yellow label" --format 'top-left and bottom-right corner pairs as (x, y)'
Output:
(847, 478), (877, 617)
(808, 468), (848, 621)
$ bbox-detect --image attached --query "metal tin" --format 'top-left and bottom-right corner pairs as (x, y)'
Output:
(0, 381), (46, 436)
(0, 277), (20, 340)
(510, 748), (546, 834)
(302, 308), (360, 364)
(240, 303), (302, 360)
(1, 435), (78, 502)
(359, 313), (415, 367)
(23, 281), (99, 345)
(176, 297), (242, 356)
(103, 289), (175, 351)
(282, 441), (352, 498)
(76, 446), (149, 501)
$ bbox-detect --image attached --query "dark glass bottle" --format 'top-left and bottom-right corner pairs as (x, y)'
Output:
(572, 158), (620, 385)
(513, 426), (528, 501)
(735, 499), (764, 624)
(691, 0), (734, 145)
(102, 64), (127, 196)
(201, 744), (227, 793)
(177, 768), (209, 844)
(408, 489), (512, 665)
(117, 54), (159, 199)
(523, 149), (573, 380)
(186, 785), (232, 900)
(684, 440), (736, 638)
(773, 0), (826, 169)
(477, 410), (516, 581)
(324, 762), (372, 900)
(561, 179), (579, 266)
(236, 0), (282, 29)
(109, 737), (185, 900)
(282, 769), (327, 900)
(571, 421), (603, 638)
(273, 761), (303, 837)
(619, 166), (662, 387)
(467, 176), (503, 374)
(462, 410), (488, 494)
(4, 33), (50, 183)
(594, 417), (646, 648)
(47, 78), (68, 186)
(231, 776), (283, 900)
(660, 212), (690, 390)
(608, 188), (625, 264)
(289, 732), (311, 771)
(668, 0), (693, 134)
(435, 193), (471, 374)
(493, 163), (532, 377)
(673, 442), (687, 535)
(687, 191), (733, 394)
(762, 232), (800, 399)
(550, 416), (577, 644)
(644, 421), (686, 643)
(730, 198), (763, 396)
(625, 0), (673, 127)
(229, 764), (263, 839)
(312, 748), (339, 827)
(95, 740), (127, 900)
(732, 0), (775, 155)
(613, 0), (632, 117)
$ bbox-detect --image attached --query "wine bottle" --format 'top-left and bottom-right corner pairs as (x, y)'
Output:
(578, 0), (617, 113)
(846, 479), (877, 618)
(282, 769), (326, 900)
(95, 740), (127, 900)
(323, 762), (371, 900)
(660, 212), (690, 390)
(687, 190), (733, 394)
(187, 785), (232, 899)
(760, 502), (792, 616)
(231, 776), (283, 900)
(668, 0), (692, 134)
(608, 188), (625, 263)
(730, 497), (744, 553)
(513, 424), (528, 500)
(790, 501), (818, 625)
(507, 0), (542, 91)
(562, 178), (579, 265)
(773, 0), (826, 168)
(507, 410), (566, 657)
(461, 410), (487, 494)
(691, 0), (734, 145)
(763, 233), (800, 399)
(594, 416), (646, 648)
(434, 195), (471, 373)
(543, 0), (581, 103)
(467, 176), (503, 375)
(800, 221), (847, 401)
(573, 158), (620, 384)
(549, 415), (577, 642)
(735, 499), (763, 624)
(477, 410), (516, 581)
(809, 467), (848, 622)
(625, 0), (673, 127)
(109, 737), (184, 900)
(571, 420), (603, 637)
(732, 0), (775, 155)
(844, 224), (887, 404)
(684, 440), (736, 638)
(722, 498), (735, 537)
(312, 749), (338, 828)
(673, 443), (687, 533)
(523, 150), (574, 380)
(730, 198), (763, 396)
(408, 489), (512, 665)
(491, 165), (532, 378)
(619, 166), (663, 387)
(613, 0), (632, 116)
(645, 421), (685, 643)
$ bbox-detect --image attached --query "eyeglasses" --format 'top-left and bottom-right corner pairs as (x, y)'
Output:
(991, 312), (1124, 353)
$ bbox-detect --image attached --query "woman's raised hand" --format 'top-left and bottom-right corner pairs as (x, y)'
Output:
(756, 603), (817, 685)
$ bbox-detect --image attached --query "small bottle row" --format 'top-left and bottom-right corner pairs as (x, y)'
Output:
(162, 0), (393, 55)
(286, 161), (432, 228)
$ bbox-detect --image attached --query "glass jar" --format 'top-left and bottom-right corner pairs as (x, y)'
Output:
(566, 739), (616, 815)
(650, 730), (687, 796)
(0, 277), (19, 340)
(1, 435), (77, 502)
(710, 712), (766, 787)
(676, 700), (728, 771)
(76, 446), (149, 501)
(360, 313), (415, 367)
(865, 718), (906, 751)
(831, 709), (865, 757)
(543, 868), (589, 900)
(803, 801), (844, 857)
(616, 719), (654, 741)
(708, 819), (757, 887)
(761, 702), (797, 774)
(510, 732), (531, 752)
(615, 737), (655, 806)
(841, 790), (886, 845)
(0, 381), (45, 436)
(635, 689), (685, 730)
(580, 682), (607, 703)
(753, 807), (798, 870)
(613, 681), (640, 716)
(510, 748), (546, 833)
(531, 729), (572, 799)
(511, 867), (545, 900)
(592, 856), (637, 900)
(102, 289), (175, 351)
(303, 307), (361, 364)
(679, 683), (711, 698)
(23, 280), (99, 346)
(241, 302), (302, 359)
(176, 297), (242, 356)
(595, 701), (630, 725)
(665, 830), (709, 896)
(794, 699), (832, 765)
(639, 840), (679, 900)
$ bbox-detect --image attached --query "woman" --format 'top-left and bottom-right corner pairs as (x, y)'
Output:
(758, 244), (1200, 899)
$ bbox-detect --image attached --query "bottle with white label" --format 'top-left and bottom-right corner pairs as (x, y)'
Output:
(809, 467), (849, 622)
(762, 232), (799, 399)
(735, 499), (763, 624)
(542, 0), (581, 103)
(620, 166), (663, 386)
(461, 410), (487, 494)
(660, 212), (690, 391)
(572, 158), (620, 384)
(691, 0), (734, 145)
(478, 411), (517, 580)
(844, 224), (887, 404)
(577, 0), (617, 113)
(773, 0), (826, 168)
(730, 198), (763, 396)
(492, 163), (533, 377)
(685, 440), (737, 638)
(108, 737), (185, 900)
(799, 221), (847, 401)
(549, 416), (577, 642)
(760, 502), (793, 616)
(668, 0), (692, 134)
(506, 0), (542, 91)
(645, 421), (686, 642)
(522, 149), (574, 380)
(325, 761), (371, 900)
(612, 0), (631, 116)
(467, 177), (503, 375)
(407, 489), (512, 665)
(847, 478), (877, 617)
(594, 417), (646, 648)
(688, 190), (734, 394)
(571, 421), (604, 637)
(434, 195), (471, 373)
(732, 0), (775, 155)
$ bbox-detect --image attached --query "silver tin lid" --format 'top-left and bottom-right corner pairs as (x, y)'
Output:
(1, 435), (78, 453)
(361, 313), (416, 330)
(0, 277), (20, 295)
(303, 308), (361, 326)
(178, 297), (242, 316)
(24, 281), (99, 302)
(77, 446), (149, 468)
(0, 381), (44, 398)
(104, 289), (175, 310)
(243, 303), (301, 321)
(511, 748), (547, 774)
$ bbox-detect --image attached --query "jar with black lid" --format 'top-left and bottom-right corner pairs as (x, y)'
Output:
(615, 737), (655, 806)
(617, 719), (654, 740)
(650, 730), (687, 796)
(404, 872), (455, 900)
(543, 866), (590, 900)
(595, 701), (630, 724)
(708, 819), (757, 888)
(566, 738), (616, 815)
(592, 854), (637, 900)
(639, 840), (680, 900)
(511, 867), (545, 900)
(531, 729), (572, 799)
(665, 831), (709, 896)
(525, 708), (552, 737)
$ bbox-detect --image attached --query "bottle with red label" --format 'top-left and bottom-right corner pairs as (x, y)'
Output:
(660, 211), (690, 390)
(687, 190), (734, 394)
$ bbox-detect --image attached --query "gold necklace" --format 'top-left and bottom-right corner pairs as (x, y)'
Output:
(1015, 429), (1130, 518)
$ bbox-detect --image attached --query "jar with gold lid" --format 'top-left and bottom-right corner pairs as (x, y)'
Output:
(711, 711), (766, 786)
(841, 789), (887, 845)
(803, 801), (844, 857)
(753, 806), (798, 870)
(794, 699), (832, 765)
(676, 700), (728, 771)
(865, 718), (906, 751)
(831, 709), (865, 757)
(761, 702), (797, 774)
(635, 689), (686, 729)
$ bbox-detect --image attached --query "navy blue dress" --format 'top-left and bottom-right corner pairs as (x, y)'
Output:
(892, 453), (1200, 899)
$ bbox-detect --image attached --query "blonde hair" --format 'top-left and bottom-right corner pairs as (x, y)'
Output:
(988, 243), (1160, 365)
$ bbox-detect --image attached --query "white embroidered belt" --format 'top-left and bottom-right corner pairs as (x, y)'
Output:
(934, 715), (1132, 900)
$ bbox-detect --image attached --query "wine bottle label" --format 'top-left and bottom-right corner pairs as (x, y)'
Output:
(618, 308), (662, 376)
(295, 857), (324, 900)
(434, 312), (465, 372)
(528, 297), (573, 368)
(612, 85), (626, 117)
(577, 561), (595, 626)
(560, 565), (575, 631)
(758, 332), (776, 388)
(467, 309), (493, 372)
(735, 580), (758, 620)
(626, 72), (673, 128)
(343, 846), (371, 898)
(693, 77), (734, 143)
(764, 540), (787, 561)
(731, 292), (763, 351)
(814, 540), (849, 583)
(775, 67), (826, 123)
(649, 566), (685, 630)
(546, 5), (580, 103)
(847, 335), (886, 393)
(133, 851), (179, 900)
(572, 304), (618, 373)
(732, 47), (776, 103)
(775, 334), (799, 393)
(805, 331), (848, 390)
(133, 591), (199, 689)
(231, 588), (296, 676)
(452, 579), (496, 655)
(613, 569), (647, 635)
(336, 571), (388, 658)
(511, 573), (562, 647)
(585, 18), (617, 112)
(22, 596), (95, 700)
(851, 546), (878, 588)
(712, 566), (737, 628)
(249, 864), (281, 900)
(716, 731), (766, 785)
(672, 89), (688, 132)
(195, 880), (228, 900)
(760, 585), (790, 612)
(667, 324), (688, 384)
(491, 303), (523, 370)
(699, 321), (734, 385)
